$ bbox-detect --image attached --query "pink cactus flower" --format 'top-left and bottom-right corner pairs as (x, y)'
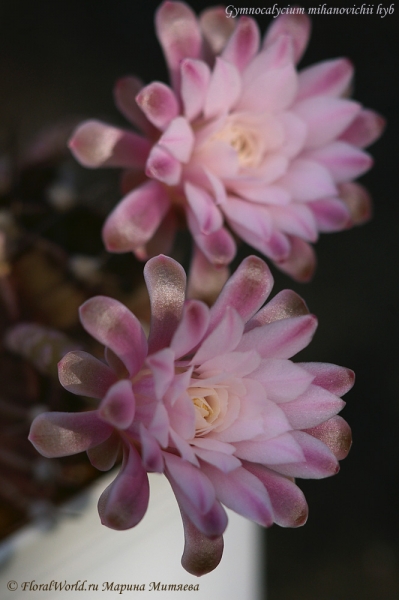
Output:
(69, 2), (384, 281)
(29, 254), (353, 575)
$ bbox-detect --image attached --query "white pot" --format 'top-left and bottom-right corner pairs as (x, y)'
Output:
(0, 472), (264, 599)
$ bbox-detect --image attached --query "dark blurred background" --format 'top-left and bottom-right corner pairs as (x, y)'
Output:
(0, 1), (398, 598)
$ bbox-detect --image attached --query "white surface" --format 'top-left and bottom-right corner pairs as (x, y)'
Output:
(0, 472), (264, 599)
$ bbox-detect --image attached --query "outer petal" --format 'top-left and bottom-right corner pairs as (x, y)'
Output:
(145, 144), (182, 185)
(58, 350), (117, 398)
(155, 1), (202, 91)
(186, 246), (230, 306)
(296, 58), (354, 101)
(263, 11), (311, 64)
(157, 117), (195, 163)
(199, 6), (236, 56)
(245, 289), (309, 331)
(204, 58), (241, 119)
(102, 180), (170, 253)
(29, 411), (113, 458)
(164, 452), (215, 515)
(338, 181), (373, 225)
(281, 385), (345, 429)
(275, 237), (317, 282)
(207, 255), (274, 336)
(237, 314), (318, 359)
(187, 210), (236, 266)
(339, 109), (386, 149)
(221, 17), (260, 72)
(275, 430), (339, 479)
(144, 254), (186, 354)
(243, 462), (308, 527)
(170, 299), (210, 359)
(180, 59), (211, 122)
(303, 142), (373, 183)
(185, 182), (223, 234)
(79, 296), (148, 377)
(202, 464), (274, 527)
(98, 445), (149, 530)
(135, 81), (179, 131)
(298, 362), (355, 396)
(87, 432), (121, 472)
(68, 120), (150, 168)
(180, 509), (224, 576)
(251, 358), (314, 403)
(98, 379), (136, 430)
(113, 76), (157, 137)
(304, 415), (352, 460)
(309, 198), (352, 232)
(192, 307), (244, 364)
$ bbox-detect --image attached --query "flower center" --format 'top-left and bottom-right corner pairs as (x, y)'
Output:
(188, 386), (221, 433)
(214, 120), (263, 168)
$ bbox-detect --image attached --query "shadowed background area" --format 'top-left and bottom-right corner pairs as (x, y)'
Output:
(0, 1), (398, 598)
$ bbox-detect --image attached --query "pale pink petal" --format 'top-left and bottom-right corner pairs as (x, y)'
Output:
(227, 180), (290, 204)
(167, 469), (228, 537)
(251, 358), (314, 403)
(243, 462), (308, 527)
(139, 424), (164, 472)
(309, 198), (352, 232)
(339, 109), (386, 148)
(144, 255), (186, 354)
(304, 142), (373, 183)
(157, 117), (194, 163)
(155, 1), (202, 91)
(294, 97), (361, 149)
(79, 296), (147, 377)
(233, 432), (304, 465)
(68, 120), (150, 168)
(113, 76), (157, 137)
(207, 255), (274, 335)
(297, 58), (354, 101)
(102, 180), (170, 253)
(29, 411), (113, 458)
(202, 464), (274, 527)
(164, 452), (215, 514)
(263, 11), (311, 63)
(275, 236), (317, 282)
(270, 203), (318, 241)
(338, 181), (373, 225)
(195, 449), (241, 473)
(221, 17), (260, 72)
(304, 416), (352, 460)
(202, 167), (227, 205)
(187, 214), (236, 266)
(98, 379), (136, 430)
(245, 289), (309, 331)
(227, 220), (290, 262)
(87, 432), (121, 472)
(165, 367), (193, 406)
(238, 63), (297, 113)
(180, 509), (224, 576)
(135, 81), (179, 131)
(186, 246), (230, 306)
(145, 144), (182, 185)
(199, 6), (236, 56)
(192, 307), (244, 364)
(170, 299), (210, 359)
(278, 158), (337, 202)
(198, 350), (260, 379)
(276, 431), (339, 479)
(243, 35), (293, 84)
(146, 347), (176, 400)
(204, 58), (241, 119)
(169, 428), (199, 465)
(298, 363), (355, 396)
(237, 314), (318, 359)
(193, 139), (239, 178)
(148, 403), (170, 448)
(279, 112), (307, 159)
(185, 182), (223, 234)
(281, 385), (345, 429)
(222, 196), (273, 241)
(58, 350), (117, 398)
(98, 446), (149, 530)
(180, 59), (211, 121)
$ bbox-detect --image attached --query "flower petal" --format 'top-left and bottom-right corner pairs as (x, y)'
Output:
(297, 58), (354, 101)
(298, 362), (355, 396)
(251, 358), (314, 403)
(87, 432), (121, 472)
(146, 347), (176, 400)
(155, 1), (202, 91)
(281, 385), (345, 429)
(144, 254), (186, 354)
(275, 236), (317, 282)
(275, 431), (339, 479)
(309, 198), (352, 232)
(29, 411), (112, 458)
(79, 296), (147, 377)
(171, 299), (210, 359)
(221, 17), (260, 72)
(145, 144), (182, 185)
(207, 255), (274, 336)
(135, 81), (179, 131)
(199, 6), (235, 56)
(113, 76), (157, 137)
(187, 246), (230, 306)
(204, 58), (241, 119)
(68, 120), (150, 168)
(98, 445), (149, 530)
(185, 182), (223, 235)
(58, 350), (117, 398)
(180, 58), (211, 121)
(339, 109), (386, 149)
(180, 509), (224, 576)
(338, 181), (373, 225)
(238, 314), (318, 359)
(164, 452), (215, 514)
(102, 180), (170, 253)
(304, 415), (352, 460)
(245, 289), (309, 331)
(263, 11), (311, 64)
(157, 117), (194, 163)
(304, 142), (373, 183)
(98, 379), (136, 430)
(192, 307), (244, 364)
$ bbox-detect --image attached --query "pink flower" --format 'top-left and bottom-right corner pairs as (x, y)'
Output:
(29, 254), (353, 575)
(69, 2), (384, 281)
